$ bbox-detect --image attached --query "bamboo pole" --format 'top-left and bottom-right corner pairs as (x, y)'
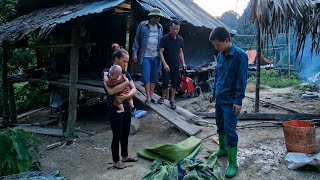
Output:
(255, 25), (261, 112)
(288, 33), (291, 76)
(66, 29), (80, 138)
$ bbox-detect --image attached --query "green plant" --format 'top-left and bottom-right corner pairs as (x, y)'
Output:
(14, 82), (50, 114)
(247, 70), (302, 88)
(0, 129), (42, 176)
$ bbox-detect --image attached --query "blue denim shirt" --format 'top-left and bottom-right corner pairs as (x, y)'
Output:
(212, 44), (248, 106)
(132, 20), (163, 62)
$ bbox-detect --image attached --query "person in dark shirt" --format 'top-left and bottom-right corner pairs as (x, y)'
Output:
(209, 27), (248, 178)
(158, 19), (187, 109)
(102, 49), (139, 169)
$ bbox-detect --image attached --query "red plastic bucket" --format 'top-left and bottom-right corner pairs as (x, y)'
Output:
(283, 120), (316, 154)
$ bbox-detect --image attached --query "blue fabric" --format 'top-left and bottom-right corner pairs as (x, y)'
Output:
(141, 57), (160, 83)
(212, 44), (248, 106)
(132, 110), (147, 118)
(132, 20), (163, 62)
(211, 43), (247, 148)
(215, 103), (238, 148)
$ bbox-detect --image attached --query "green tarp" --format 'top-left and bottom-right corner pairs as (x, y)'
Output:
(137, 136), (202, 163)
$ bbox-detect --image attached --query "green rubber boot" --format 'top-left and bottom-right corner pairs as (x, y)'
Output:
(225, 146), (238, 178)
(216, 135), (227, 157)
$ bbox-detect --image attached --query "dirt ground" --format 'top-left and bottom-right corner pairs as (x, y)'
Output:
(21, 85), (320, 180)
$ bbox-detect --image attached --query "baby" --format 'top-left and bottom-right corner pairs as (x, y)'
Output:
(106, 65), (134, 113)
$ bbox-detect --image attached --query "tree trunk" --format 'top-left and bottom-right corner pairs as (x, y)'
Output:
(66, 29), (80, 138)
(2, 47), (10, 126)
(255, 24), (261, 112)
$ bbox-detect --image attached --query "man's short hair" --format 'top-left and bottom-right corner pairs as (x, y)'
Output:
(209, 27), (231, 42)
(170, 19), (180, 26)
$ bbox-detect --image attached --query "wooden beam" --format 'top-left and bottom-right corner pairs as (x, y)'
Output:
(66, 29), (80, 138)
(134, 82), (201, 136)
(8, 82), (17, 123)
(13, 126), (64, 136)
(255, 24), (261, 112)
(7, 43), (96, 49)
(118, 3), (131, 9)
(246, 95), (300, 113)
(16, 107), (48, 119)
(135, 83), (202, 123)
(1, 47), (10, 126)
(193, 112), (320, 121)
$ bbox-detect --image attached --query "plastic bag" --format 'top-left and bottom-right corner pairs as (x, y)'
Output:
(285, 152), (320, 170)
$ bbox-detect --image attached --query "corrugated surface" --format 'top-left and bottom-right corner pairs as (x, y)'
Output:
(136, 0), (237, 33)
(50, 0), (125, 26)
(0, 0), (125, 45)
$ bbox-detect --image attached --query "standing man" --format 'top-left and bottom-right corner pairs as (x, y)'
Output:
(209, 27), (248, 178)
(158, 19), (187, 109)
(132, 8), (163, 104)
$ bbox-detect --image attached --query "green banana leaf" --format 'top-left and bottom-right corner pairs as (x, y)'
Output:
(137, 136), (202, 163)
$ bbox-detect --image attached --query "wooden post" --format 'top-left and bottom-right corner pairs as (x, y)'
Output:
(128, 0), (139, 75)
(8, 82), (17, 123)
(255, 25), (261, 112)
(66, 29), (80, 138)
(1, 47), (10, 126)
(288, 33), (291, 76)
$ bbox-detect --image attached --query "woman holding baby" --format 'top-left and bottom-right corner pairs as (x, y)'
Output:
(103, 48), (139, 169)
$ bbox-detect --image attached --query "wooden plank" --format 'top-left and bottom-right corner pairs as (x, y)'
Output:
(193, 112), (320, 121)
(134, 82), (201, 136)
(134, 82), (202, 123)
(16, 107), (48, 119)
(134, 90), (201, 136)
(8, 43), (96, 49)
(246, 95), (300, 113)
(118, 2), (131, 9)
(12, 126), (64, 136)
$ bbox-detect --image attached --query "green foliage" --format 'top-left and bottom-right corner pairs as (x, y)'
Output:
(218, 10), (239, 29)
(14, 82), (50, 114)
(0, 129), (42, 176)
(0, 0), (18, 24)
(248, 70), (302, 88)
(9, 48), (37, 73)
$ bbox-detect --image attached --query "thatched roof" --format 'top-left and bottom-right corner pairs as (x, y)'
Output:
(0, 0), (125, 46)
(251, 0), (320, 57)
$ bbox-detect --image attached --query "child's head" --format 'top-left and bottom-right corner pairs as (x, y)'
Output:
(111, 43), (122, 52)
(109, 65), (123, 79)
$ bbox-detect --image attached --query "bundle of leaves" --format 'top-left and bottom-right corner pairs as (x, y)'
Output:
(0, 129), (42, 176)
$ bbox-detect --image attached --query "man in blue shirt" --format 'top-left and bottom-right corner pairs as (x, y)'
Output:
(209, 27), (248, 178)
(132, 8), (163, 104)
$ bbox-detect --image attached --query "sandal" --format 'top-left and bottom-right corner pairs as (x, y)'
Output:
(151, 98), (156, 104)
(170, 101), (176, 109)
(113, 161), (127, 169)
(158, 97), (164, 104)
(122, 156), (139, 162)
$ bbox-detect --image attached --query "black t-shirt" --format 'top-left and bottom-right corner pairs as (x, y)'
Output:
(102, 68), (132, 109)
(159, 34), (184, 68)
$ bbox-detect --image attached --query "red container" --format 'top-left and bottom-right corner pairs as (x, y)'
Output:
(283, 120), (316, 154)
